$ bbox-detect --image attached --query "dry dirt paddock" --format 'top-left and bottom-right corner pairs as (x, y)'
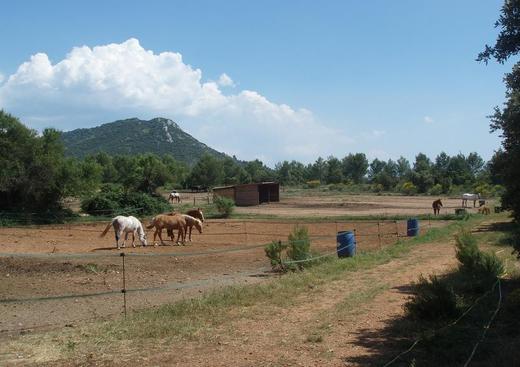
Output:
(0, 193), (465, 336)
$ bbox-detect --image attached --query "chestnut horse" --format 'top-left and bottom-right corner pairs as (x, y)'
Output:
(432, 199), (443, 216)
(146, 214), (186, 245)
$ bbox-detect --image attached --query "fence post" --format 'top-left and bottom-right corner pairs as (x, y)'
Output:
(377, 221), (382, 248)
(244, 221), (248, 245)
(120, 252), (127, 319)
(193, 197), (196, 206)
(395, 220), (399, 240)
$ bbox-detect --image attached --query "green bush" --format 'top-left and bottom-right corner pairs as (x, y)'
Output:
(428, 184), (443, 196)
(287, 225), (311, 269)
(455, 231), (504, 279)
(81, 184), (170, 216)
(304, 180), (321, 189)
(264, 225), (313, 271)
(405, 275), (460, 320)
(372, 183), (384, 193)
(264, 240), (288, 271)
(401, 181), (418, 195)
(213, 195), (235, 217)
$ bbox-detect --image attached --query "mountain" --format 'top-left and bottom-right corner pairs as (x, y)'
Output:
(61, 117), (228, 165)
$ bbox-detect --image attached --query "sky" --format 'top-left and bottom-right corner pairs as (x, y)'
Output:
(0, 0), (511, 166)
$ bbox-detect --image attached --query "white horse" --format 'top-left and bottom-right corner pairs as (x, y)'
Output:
(462, 193), (480, 208)
(100, 215), (148, 249)
(168, 191), (181, 203)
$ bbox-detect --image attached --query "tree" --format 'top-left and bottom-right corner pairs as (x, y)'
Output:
(326, 156), (343, 184)
(244, 159), (274, 182)
(0, 111), (77, 212)
(342, 153), (368, 184)
(478, 0), (520, 220)
(187, 153), (224, 188)
(411, 153), (434, 193)
(308, 157), (327, 183)
(396, 156), (412, 182)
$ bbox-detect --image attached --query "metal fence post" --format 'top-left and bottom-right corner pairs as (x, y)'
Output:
(120, 252), (127, 318)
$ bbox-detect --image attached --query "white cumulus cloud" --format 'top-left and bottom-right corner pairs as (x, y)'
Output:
(0, 38), (352, 164)
(217, 73), (235, 87)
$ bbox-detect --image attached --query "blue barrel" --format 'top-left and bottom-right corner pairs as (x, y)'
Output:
(337, 231), (356, 257)
(407, 218), (420, 237)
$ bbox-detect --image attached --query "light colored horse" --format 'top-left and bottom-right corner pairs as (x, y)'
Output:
(100, 215), (147, 250)
(181, 214), (203, 241)
(432, 199), (443, 215)
(186, 208), (205, 222)
(147, 214), (186, 245)
(168, 191), (181, 203)
(462, 193), (480, 208)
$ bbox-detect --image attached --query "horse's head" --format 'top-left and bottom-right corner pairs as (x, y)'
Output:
(195, 219), (203, 233)
(139, 231), (148, 247)
(197, 208), (205, 222)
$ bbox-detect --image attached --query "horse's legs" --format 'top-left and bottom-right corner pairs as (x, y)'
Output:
(157, 228), (167, 246)
(153, 228), (159, 246)
(131, 231), (136, 248)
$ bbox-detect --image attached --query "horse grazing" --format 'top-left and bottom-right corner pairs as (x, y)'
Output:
(432, 199), (443, 216)
(462, 193), (480, 208)
(168, 191), (181, 203)
(147, 214), (186, 245)
(478, 206), (491, 215)
(181, 214), (203, 241)
(186, 208), (205, 223)
(100, 215), (147, 250)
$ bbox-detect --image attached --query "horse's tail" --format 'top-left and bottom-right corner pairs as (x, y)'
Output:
(146, 217), (156, 229)
(100, 220), (113, 237)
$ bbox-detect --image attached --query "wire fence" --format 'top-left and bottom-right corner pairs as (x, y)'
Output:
(0, 218), (429, 335)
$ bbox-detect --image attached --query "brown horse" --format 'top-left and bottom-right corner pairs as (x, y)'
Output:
(164, 210), (204, 242)
(432, 199), (443, 215)
(146, 214), (186, 245)
(478, 206), (491, 215)
(186, 208), (205, 222)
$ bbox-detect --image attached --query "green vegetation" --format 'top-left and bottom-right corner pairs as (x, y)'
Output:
(478, 1), (520, 222)
(81, 184), (171, 216)
(0, 109), (505, 225)
(265, 225), (313, 271)
(213, 195), (235, 218)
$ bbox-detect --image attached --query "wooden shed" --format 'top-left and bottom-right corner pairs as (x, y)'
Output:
(212, 182), (280, 206)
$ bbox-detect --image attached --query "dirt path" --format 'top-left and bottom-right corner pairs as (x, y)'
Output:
(138, 238), (458, 367)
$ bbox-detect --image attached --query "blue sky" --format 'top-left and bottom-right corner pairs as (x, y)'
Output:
(0, 0), (510, 166)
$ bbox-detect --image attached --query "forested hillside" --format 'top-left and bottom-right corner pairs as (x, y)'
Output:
(61, 117), (227, 165)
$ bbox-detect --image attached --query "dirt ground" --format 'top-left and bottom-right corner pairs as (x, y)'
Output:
(0, 193), (480, 365)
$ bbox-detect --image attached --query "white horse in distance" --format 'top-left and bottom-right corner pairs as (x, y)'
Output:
(461, 193), (480, 208)
(100, 215), (148, 249)
(168, 191), (181, 203)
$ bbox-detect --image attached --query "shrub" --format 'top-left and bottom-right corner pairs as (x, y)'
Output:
(405, 275), (460, 320)
(81, 185), (170, 216)
(455, 230), (504, 279)
(372, 183), (384, 193)
(305, 180), (321, 189)
(428, 184), (443, 196)
(213, 196), (235, 218)
(264, 240), (288, 271)
(401, 181), (418, 195)
(264, 225), (313, 271)
(287, 225), (311, 269)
